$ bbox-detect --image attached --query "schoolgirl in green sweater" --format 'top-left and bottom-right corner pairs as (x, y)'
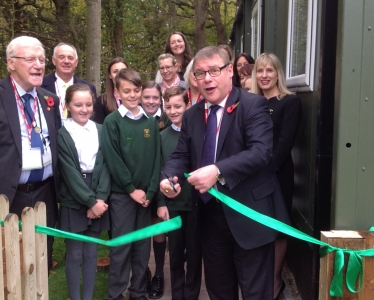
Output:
(102, 69), (161, 300)
(58, 83), (110, 300)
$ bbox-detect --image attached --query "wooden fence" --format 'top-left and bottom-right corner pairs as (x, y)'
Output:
(0, 194), (48, 300)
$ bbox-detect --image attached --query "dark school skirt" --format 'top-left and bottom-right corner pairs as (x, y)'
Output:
(59, 172), (110, 233)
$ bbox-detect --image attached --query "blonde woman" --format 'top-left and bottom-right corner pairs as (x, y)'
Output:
(253, 53), (302, 300)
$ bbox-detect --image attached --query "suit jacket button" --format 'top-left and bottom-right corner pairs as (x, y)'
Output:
(12, 186), (16, 191)
(18, 163), (22, 168)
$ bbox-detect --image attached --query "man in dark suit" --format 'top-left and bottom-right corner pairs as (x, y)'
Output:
(160, 46), (289, 300)
(0, 36), (61, 269)
(42, 42), (97, 122)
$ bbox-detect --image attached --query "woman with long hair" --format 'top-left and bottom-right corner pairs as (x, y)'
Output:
(165, 31), (193, 74)
(252, 53), (302, 300)
(233, 52), (255, 87)
(93, 57), (128, 124)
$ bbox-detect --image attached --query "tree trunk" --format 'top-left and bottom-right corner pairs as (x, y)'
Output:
(86, 0), (102, 94)
(52, 0), (71, 42)
(194, 0), (208, 51)
(166, 0), (178, 30)
(211, 0), (227, 45)
(113, 0), (123, 56)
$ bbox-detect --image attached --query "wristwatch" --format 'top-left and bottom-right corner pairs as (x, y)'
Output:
(216, 167), (226, 185)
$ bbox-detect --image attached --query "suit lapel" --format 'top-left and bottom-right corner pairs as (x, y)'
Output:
(0, 76), (22, 155)
(216, 87), (240, 159)
(194, 100), (206, 167)
(36, 87), (57, 156)
(44, 72), (57, 94)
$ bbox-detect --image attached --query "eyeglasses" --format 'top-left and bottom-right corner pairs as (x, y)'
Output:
(11, 56), (48, 65)
(194, 63), (229, 80)
(159, 65), (174, 72)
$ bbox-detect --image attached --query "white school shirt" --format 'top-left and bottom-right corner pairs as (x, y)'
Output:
(118, 105), (149, 120)
(64, 118), (99, 172)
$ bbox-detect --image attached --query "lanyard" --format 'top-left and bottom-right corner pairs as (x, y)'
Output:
(204, 90), (231, 134)
(10, 76), (40, 142)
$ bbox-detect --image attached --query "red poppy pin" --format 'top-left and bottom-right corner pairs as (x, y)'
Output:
(44, 95), (54, 107)
(227, 102), (239, 114)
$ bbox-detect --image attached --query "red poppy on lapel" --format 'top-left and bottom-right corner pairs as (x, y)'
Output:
(227, 102), (239, 114)
(44, 96), (55, 107)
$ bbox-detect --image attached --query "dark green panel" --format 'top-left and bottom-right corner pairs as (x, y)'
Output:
(332, 0), (374, 229)
(263, 0), (288, 62)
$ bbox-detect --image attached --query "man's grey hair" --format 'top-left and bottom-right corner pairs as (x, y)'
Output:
(6, 36), (44, 59)
(53, 42), (78, 59)
(6, 36), (45, 72)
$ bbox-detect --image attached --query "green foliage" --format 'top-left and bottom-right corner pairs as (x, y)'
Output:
(0, 0), (237, 91)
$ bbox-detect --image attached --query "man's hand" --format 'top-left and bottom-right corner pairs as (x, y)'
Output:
(187, 165), (217, 193)
(160, 177), (181, 198)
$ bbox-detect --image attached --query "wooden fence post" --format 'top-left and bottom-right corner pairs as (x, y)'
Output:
(21, 207), (37, 300)
(33, 202), (48, 300)
(4, 214), (22, 299)
(0, 194), (9, 300)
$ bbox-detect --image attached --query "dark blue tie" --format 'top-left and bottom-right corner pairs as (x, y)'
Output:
(200, 105), (220, 203)
(23, 94), (44, 183)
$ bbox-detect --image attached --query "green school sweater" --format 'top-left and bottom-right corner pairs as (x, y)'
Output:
(102, 111), (161, 200)
(158, 126), (192, 211)
(57, 124), (111, 209)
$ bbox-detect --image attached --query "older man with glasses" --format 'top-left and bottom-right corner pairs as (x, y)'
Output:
(158, 53), (186, 95)
(160, 46), (290, 300)
(0, 36), (61, 272)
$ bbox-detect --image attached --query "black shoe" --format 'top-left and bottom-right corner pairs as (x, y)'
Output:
(148, 275), (164, 299)
(144, 266), (152, 293)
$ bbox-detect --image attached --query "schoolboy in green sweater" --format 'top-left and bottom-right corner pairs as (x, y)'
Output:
(102, 69), (161, 300)
(157, 86), (202, 300)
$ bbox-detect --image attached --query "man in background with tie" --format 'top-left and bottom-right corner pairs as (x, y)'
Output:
(42, 42), (97, 122)
(0, 36), (61, 270)
(160, 46), (289, 300)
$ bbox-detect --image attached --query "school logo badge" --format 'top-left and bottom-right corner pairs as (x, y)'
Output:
(144, 129), (150, 138)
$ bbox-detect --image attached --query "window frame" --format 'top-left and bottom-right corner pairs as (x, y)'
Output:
(286, 0), (318, 92)
(251, 0), (262, 59)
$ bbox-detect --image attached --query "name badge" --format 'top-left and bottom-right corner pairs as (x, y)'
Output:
(22, 147), (43, 170)
(42, 151), (52, 167)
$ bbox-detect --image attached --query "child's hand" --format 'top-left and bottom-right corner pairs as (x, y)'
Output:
(87, 208), (97, 219)
(157, 206), (169, 220)
(130, 189), (147, 205)
(90, 199), (108, 218)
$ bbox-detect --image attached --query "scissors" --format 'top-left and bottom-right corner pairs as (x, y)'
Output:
(161, 170), (177, 193)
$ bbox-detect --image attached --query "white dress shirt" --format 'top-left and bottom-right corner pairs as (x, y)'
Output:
(55, 74), (74, 120)
(64, 118), (99, 172)
(13, 80), (53, 183)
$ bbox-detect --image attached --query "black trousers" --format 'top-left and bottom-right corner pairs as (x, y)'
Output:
(201, 199), (275, 300)
(168, 210), (202, 300)
(9, 177), (57, 270)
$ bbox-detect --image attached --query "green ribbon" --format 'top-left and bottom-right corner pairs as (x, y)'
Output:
(183, 173), (372, 297)
(2, 216), (181, 247)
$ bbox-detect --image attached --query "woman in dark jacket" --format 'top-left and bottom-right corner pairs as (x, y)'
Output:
(252, 53), (303, 300)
